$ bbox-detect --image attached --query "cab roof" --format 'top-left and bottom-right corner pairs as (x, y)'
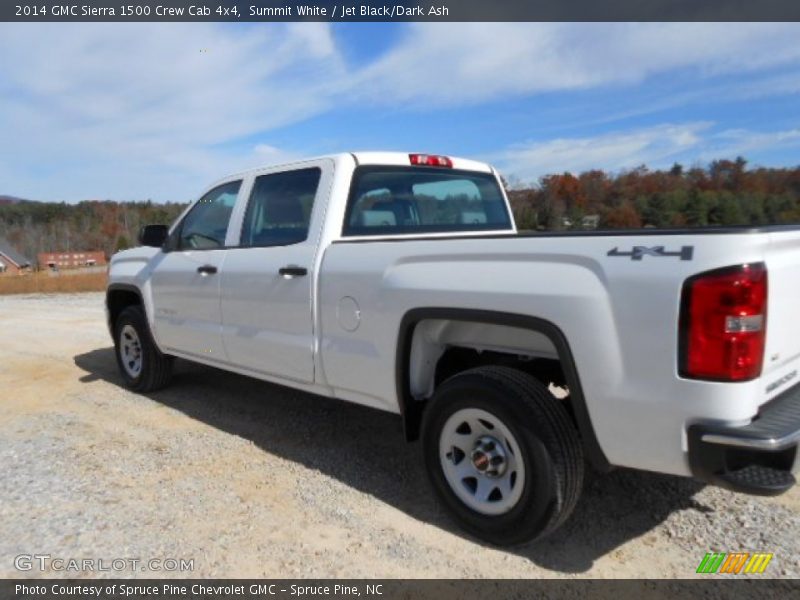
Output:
(211, 152), (496, 190)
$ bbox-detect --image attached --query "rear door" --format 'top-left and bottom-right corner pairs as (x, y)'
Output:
(220, 161), (331, 383)
(150, 179), (242, 361)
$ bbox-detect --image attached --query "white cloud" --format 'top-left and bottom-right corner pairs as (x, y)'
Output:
(493, 124), (800, 184)
(700, 128), (800, 161)
(494, 123), (709, 181)
(0, 23), (343, 201)
(354, 23), (800, 106)
(1, 23), (799, 201)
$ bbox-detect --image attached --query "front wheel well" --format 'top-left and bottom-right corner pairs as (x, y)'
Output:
(106, 287), (143, 335)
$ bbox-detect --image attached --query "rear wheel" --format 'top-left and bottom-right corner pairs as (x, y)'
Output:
(421, 366), (583, 545)
(114, 305), (173, 392)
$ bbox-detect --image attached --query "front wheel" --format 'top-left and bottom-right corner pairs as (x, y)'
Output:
(421, 366), (584, 545)
(114, 305), (173, 392)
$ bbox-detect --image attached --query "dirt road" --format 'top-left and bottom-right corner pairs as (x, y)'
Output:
(1, 293), (798, 579)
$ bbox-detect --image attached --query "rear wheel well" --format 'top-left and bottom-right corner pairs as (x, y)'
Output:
(435, 347), (567, 390)
(396, 309), (611, 472)
(432, 346), (574, 427)
(408, 346), (573, 440)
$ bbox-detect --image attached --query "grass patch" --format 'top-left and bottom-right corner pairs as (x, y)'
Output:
(0, 272), (107, 295)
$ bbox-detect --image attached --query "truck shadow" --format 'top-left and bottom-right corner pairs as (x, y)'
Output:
(74, 347), (708, 574)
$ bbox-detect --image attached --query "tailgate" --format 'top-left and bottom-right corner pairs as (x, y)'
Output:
(762, 228), (800, 400)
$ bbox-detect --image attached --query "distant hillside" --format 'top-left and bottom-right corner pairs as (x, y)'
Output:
(0, 200), (187, 266)
(1, 157), (799, 268)
(0, 195), (33, 205)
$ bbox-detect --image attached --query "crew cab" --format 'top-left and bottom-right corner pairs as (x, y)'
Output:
(107, 152), (800, 544)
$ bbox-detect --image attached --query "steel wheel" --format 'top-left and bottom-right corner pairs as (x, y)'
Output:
(439, 407), (526, 516)
(113, 305), (173, 392)
(422, 366), (584, 545)
(119, 324), (143, 378)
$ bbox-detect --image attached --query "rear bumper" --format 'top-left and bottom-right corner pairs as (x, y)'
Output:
(688, 382), (800, 495)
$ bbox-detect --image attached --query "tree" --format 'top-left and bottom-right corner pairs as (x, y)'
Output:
(115, 234), (132, 252)
(708, 192), (744, 226)
(602, 202), (642, 228)
(641, 193), (671, 227)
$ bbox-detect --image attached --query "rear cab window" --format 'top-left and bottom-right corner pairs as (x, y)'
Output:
(241, 168), (322, 247)
(343, 166), (512, 237)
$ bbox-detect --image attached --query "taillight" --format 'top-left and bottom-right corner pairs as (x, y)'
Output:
(409, 153), (453, 168)
(679, 263), (767, 382)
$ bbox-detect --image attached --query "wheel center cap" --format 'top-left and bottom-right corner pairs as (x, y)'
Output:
(471, 435), (507, 478)
(472, 452), (490, 471)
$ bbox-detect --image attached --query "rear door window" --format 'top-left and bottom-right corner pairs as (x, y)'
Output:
(241, 168), (322, 247)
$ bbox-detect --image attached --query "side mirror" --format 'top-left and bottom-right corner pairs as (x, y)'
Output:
(138, 224), (169, 248)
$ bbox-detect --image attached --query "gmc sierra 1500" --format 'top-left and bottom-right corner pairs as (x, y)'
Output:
(107, 152), (800, 544)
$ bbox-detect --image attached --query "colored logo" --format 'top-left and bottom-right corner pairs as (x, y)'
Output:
(696, 552), (773, 574)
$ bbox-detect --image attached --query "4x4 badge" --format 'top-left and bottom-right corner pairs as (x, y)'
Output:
(607, 245), (694, 261)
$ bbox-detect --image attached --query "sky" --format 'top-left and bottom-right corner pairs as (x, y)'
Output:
(0, 22), (799, 202)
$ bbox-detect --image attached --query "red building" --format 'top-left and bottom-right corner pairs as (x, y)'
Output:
(38, 250), (107, 271)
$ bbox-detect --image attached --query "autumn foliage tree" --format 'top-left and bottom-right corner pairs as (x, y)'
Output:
(506, 158), (800, 231)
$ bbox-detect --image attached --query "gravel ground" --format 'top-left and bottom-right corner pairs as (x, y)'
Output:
(0, 292), (798, 580)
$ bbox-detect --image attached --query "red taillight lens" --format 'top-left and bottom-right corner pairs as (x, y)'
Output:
(409, 153), (453, 168)
(679, 263), (767, 381)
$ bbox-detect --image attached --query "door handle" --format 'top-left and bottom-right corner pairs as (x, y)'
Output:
(279, 265), (307, 277)
(197, 265), (217, 275)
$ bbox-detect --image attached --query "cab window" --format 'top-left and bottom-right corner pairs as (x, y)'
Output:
(178, 181), (241, 250)
(344, 166), (511, 236)
(241, 168), (321, 247)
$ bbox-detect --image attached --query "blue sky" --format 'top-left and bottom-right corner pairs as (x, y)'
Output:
(0, 22), (799, 202)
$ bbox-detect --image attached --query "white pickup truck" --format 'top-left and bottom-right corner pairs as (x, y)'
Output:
(107, 152), (800, 545)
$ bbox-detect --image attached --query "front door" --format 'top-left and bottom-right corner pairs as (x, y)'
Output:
(150, 179), (242, 361)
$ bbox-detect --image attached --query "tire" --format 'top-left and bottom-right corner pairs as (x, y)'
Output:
(114, 305), (173, 393)
(421, 366), (584, 545)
